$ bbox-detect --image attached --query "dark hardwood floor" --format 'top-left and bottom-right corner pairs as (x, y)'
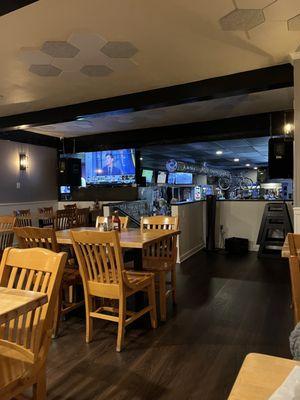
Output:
(46, 251), (293, 400)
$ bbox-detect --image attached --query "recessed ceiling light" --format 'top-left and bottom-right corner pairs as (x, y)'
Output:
(254, 167), (258, 170)
(233, 158), (239, 162)
(139, 157), (143, 161)
(216, 150), (223, 155)
(245, 163), (250, 167)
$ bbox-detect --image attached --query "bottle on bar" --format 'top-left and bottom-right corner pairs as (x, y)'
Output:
(113, 210), (121, 232)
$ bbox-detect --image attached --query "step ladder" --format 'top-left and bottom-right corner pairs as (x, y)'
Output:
(257, 202), (293, 258)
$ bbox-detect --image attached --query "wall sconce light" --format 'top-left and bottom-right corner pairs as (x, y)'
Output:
(283, 123), (294, 135)
(19, 153), (28, 171)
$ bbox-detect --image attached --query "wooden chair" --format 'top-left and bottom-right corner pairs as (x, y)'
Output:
(142, 233), (178, 321)
(0, 247), (67, 400)
(55, 209), (76, 230)
(96, 215), (129, 230)
(76, 207), (90, 227)
(0, 216), (15, 260)
(287, 233), (300, 324)
(38, 207), (53, 214)
(64, 203), (77, 210)
(13, 209), (31, 216)
(38, 207), (54, 228)
(14, 210), (32, 228)
(71, 230), (157, 351)
(141, 216), (179, 231)
(140, 216), (179, 320)
(13, 227), (83, 338)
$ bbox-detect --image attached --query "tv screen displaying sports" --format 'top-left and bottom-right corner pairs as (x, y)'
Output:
(157, 171), (167, 184)
(175, 172), (193, 185)
(67, 149), (136, 185)
(142, 169), (153, 183)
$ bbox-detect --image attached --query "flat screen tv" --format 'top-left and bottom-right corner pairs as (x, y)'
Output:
(157, 171), (167, 184)
(66, 149), (136, 185)
(142, 169), (153, 183)
(175, 172), (193, 185)
(60, 186), (71, 194)
(168, 172), (176, 185)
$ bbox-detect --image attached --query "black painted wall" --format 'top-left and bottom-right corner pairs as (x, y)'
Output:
(0, 140), (57, 203)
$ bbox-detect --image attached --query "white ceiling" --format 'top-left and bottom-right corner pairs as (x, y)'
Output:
(26, 87), (293, 137)
(0, 0), (299, 117)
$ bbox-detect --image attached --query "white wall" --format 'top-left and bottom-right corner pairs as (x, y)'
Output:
(215, 201), (293, 251)
(0, 200), (58, 216)
(171, 201), (205, 262)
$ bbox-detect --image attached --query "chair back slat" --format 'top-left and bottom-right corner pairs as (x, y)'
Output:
(38, 207), (55, 227)
(55, 209), (76, 230)
(14, 227), (60, 253)
(0, 247), (66, 361)
(95, 216), (129, 230)
(76, 207), (90, 227)
(71, 230), (123, 289)
(13, 210), (32, 227)
(143, 233), (177, 268)
(0, 216), (15, 257)
(141, 216), (179, 231)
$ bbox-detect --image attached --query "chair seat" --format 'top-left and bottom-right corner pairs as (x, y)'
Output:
(93, 271), (152, 287)
(0, 344), (34, 396)
(125, 271), (153, 288)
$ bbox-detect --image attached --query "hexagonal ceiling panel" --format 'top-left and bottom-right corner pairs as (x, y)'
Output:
(219, 8), (265, 31)
(80, 65), (113, 77)
(29, 64), (62, 77)
(19, 47), (52, 65)
(41, 41), (80, 58)
(68, 32), (106, 55)
(101, 41), (138, 58)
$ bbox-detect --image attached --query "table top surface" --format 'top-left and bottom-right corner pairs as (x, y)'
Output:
(0, 287), (48, 325)
(228, 353), (299, 400)
(56, 227), (180, 248)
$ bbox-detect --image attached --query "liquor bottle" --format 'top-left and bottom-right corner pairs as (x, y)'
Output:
(112, 211), (121, 232)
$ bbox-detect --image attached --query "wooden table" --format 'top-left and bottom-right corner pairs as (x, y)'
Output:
(56, 227), (180, 249)
(0, 287), (48, 325)
(228, 353), (299, 400)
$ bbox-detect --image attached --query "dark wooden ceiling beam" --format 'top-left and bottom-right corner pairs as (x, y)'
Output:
(0, 130), (59, 148)
(0, 63), (293, 131)
(0, 0), (39, 17)
(61, 110), (293, 153)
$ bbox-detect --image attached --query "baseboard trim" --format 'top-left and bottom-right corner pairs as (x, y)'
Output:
(179, 242), (205, 263)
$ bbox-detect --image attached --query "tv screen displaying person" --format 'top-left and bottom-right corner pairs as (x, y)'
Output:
(119, 149), (135, 175)
(102, 153), (121, 175)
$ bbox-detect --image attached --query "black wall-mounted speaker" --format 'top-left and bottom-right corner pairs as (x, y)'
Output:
(268, 137), (293, 179)
(58, 158), (81, 186)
